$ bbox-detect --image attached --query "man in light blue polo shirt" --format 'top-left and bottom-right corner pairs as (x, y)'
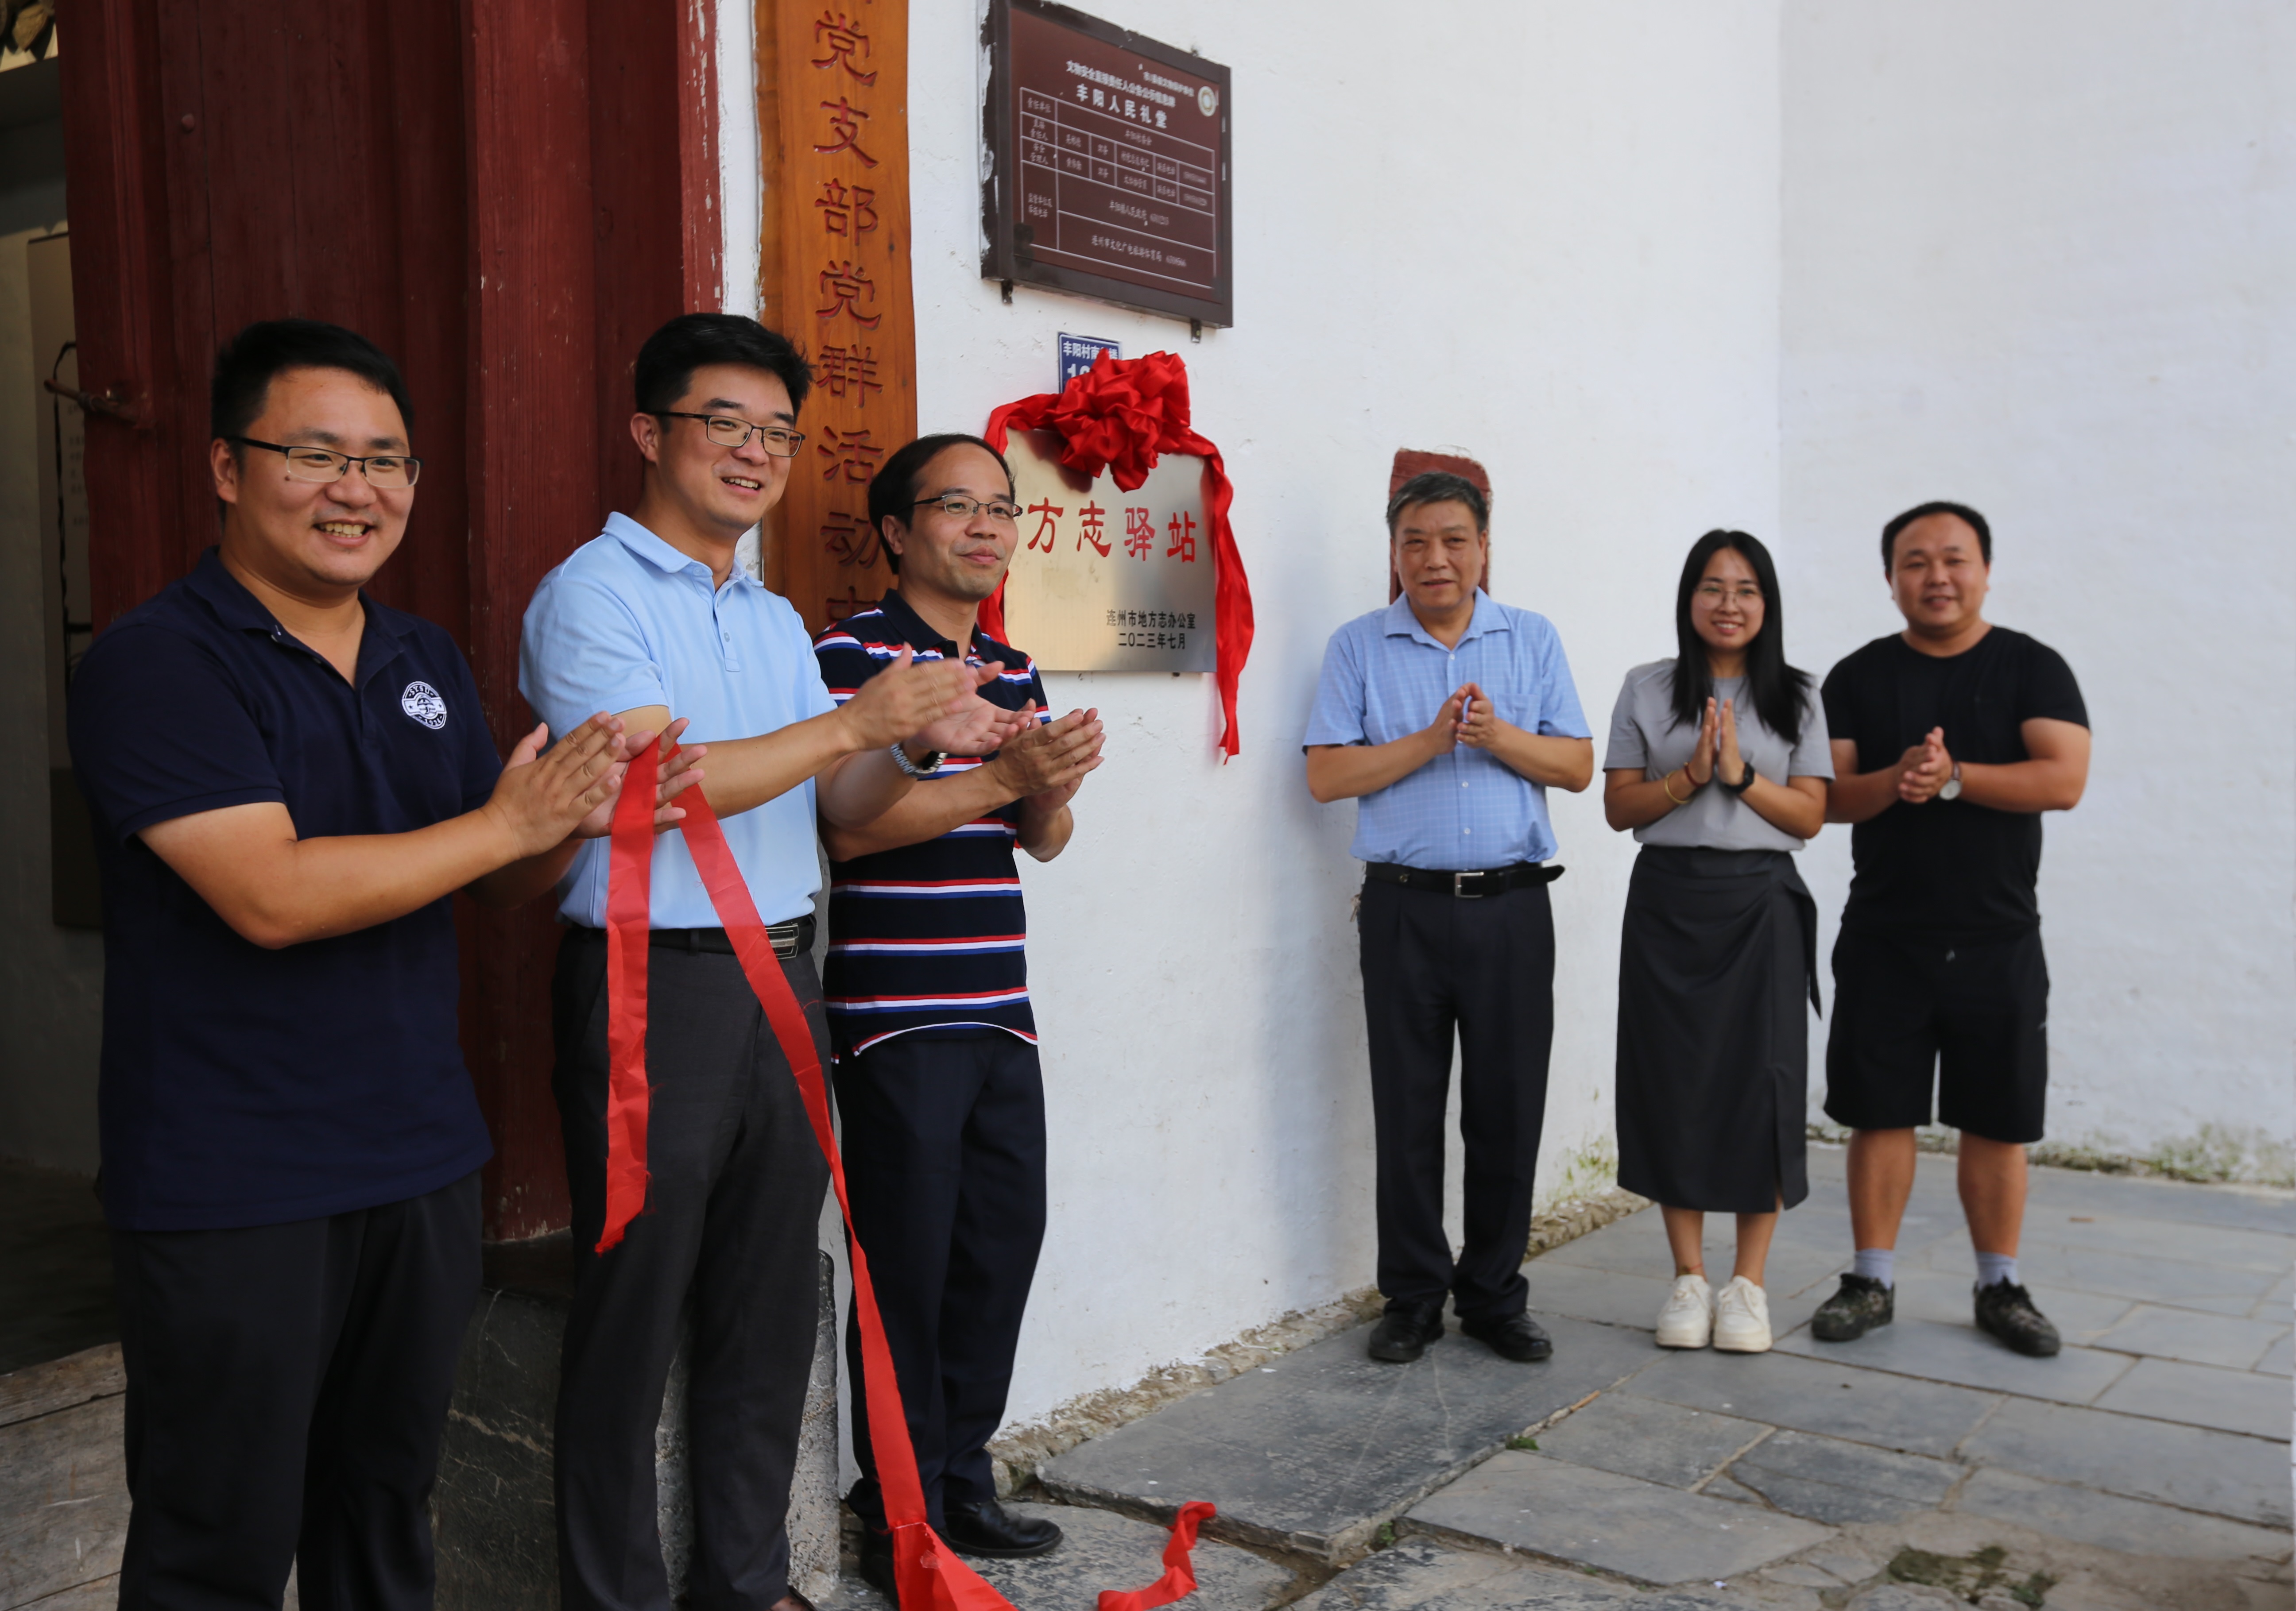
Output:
(520, 314), (1012, 1611)
(1305, 471), (1593, 1368)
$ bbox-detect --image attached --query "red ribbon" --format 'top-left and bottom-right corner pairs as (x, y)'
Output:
(983, 349), (1254, 760)
(596, 742), (1213, 1608)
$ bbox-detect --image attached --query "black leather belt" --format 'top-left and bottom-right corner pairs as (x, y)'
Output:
(1365, 862), (1564, 898)
(570, 917), (815, 958)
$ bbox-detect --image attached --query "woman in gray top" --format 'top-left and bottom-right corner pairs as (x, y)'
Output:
(1603, 530), (1832, 1355)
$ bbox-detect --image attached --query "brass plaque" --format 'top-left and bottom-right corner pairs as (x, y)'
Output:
(999, 429), (1215, 672)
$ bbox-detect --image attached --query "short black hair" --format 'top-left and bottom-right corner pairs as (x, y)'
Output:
(867, 433), (1014, 575)
(633, 313), (812, 417)
(1882, 500), (1991, 569)
(1387, 470), (1489, 535)
(210, 319), (414, 446)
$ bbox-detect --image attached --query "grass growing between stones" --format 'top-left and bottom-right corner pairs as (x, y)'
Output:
(1886, 1543), (2056, 1606)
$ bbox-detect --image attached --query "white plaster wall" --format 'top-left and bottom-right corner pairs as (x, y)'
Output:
(1781, 2), (2296, 1173)
(888, 0), (1784, 1425)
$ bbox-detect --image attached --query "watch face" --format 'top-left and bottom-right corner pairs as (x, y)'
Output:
(1939, 777), (1962, 800)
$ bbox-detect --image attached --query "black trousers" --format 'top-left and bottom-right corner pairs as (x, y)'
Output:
(552, 929), (832, 1611)
(111, 1171), (480, 1611)
(835, 1033), (1046, 1534)
(1358, 876), (1556, 1321)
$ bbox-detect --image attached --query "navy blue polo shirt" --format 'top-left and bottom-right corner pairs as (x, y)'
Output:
(813, 592), (1048, 1059)
(69, 548), (499, 1231)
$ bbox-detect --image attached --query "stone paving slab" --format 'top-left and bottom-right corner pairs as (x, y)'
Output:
(1539, 1221), (1848, 1301)
(1877, 1267), (2136, 1345)
(1960, 1395), (2291, 1528)
(2257, 1333), (2292, 1377)
(1626, 1347), (1998, 1458)
(2092, 1355), (2291, 1438)
(2016, 1170), (2295, 1238)
(1948, 1467), (2294, 1564)
(1405, 1451), (1833, 1586)
(2091, 1302), (2289, 1371)
(1727, 1428), (1959, 1528)
(1291, 1540), (1739, 1611)
(816, 1503), (1297, 1611)
(1527, 1262), (1827, 1341)
(1994, 1243), (2286, 1317)
(1529, 1393), (1768, 1488)
(1772, 1317), (2134, 1406)
(1039, 1313), (1657, 1560)
(2025, 1213), (2296, 1275)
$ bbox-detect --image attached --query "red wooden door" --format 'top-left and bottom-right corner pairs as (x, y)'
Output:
(56, 0), (720, 1240)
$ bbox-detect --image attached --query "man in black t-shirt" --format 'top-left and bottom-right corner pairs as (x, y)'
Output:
(1808, 502), (2091, 1359)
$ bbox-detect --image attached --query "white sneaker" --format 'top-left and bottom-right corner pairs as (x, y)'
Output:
(1656, 1273), (1714, 1348)
(1713, 1276), (1773, 1353)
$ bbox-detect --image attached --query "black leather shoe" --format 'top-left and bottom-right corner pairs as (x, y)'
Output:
(1460, 1311), (1553, 1362)
(1975, 1279), (2062, 1357)
(1368, 1303), (1444, 1362)
(942, 1498), (1063, 1559)
(856, 1527), (896, 1599)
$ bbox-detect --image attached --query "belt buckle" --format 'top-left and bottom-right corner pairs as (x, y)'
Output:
(1453, 870), (1487, 899)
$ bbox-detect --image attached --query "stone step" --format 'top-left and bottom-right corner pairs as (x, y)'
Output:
(1404, 1449), (1834, 1586)
(1291, 1538), (1742, 1611)
(1038, 1314), (1657, 1563)
(817, 1502), (1299, 1611)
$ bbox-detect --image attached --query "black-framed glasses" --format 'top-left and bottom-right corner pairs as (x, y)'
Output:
(655, 410), (806, 457)
(232, 437), (422, 488)
(912, 495), (1024, 524)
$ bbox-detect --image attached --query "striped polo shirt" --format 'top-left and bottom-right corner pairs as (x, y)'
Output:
(814, 591), (1049, 1058)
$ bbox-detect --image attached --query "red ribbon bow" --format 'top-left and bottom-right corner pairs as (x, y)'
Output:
(598, 744), (1213, 1611)
(983, 349), (1254, 760)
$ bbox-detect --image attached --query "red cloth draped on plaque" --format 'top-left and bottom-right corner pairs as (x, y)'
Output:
(983, 349), (1254, 760)
(595, 743), (1213, 1610)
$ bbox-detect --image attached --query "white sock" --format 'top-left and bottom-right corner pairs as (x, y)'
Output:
(1975, 1252), (2018, 1289)
(1851, 1247), (1895, 1288)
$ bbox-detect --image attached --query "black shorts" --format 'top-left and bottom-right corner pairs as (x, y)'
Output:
(1824, 925), (2049, 1144)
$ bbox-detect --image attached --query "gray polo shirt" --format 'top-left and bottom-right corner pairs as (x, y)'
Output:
(1603, 660), (1833, 852)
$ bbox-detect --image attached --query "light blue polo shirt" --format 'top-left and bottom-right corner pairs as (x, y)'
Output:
(1304, 590), (1589, 870)
(520, 513), (837, 928)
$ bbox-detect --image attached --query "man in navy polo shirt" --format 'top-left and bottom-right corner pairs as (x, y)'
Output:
(520, 319), (1018, 1611)
(813, 433), (1105, 1591)
(70, 319), (641, 1608)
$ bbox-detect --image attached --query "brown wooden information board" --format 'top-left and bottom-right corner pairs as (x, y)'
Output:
(981, 0), (1233, 328)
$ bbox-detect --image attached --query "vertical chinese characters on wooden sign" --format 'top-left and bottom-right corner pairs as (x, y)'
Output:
(756, 0), (918, 632)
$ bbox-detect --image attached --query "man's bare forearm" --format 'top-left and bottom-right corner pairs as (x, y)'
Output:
(468, 838), (582, 909)
(144, 802), (530, 949)
(1017, 799), (1075, 861)
(821, 761), (1015, 858)
(1827, 766), (1903, 824)
(1488, 730), (1593, 792)
(1305, 734), (1443, 802)
(1955, 757), (2087, 814)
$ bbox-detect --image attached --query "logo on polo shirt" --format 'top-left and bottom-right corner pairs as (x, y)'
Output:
(400, 681), (449, 730)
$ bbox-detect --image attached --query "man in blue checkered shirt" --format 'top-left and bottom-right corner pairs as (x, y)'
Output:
(1305, 471), (1594, 1367)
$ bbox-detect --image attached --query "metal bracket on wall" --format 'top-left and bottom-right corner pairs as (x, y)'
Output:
(42, 378), (146, 428)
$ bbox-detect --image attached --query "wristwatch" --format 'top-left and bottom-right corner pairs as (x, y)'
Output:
(890, 741), (945, 779)
(1939, 762), (1963, 801)
(1724, 761), (1758, 796)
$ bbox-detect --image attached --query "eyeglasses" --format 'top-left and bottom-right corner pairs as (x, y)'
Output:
(1695, 583), (1763, 602)
(232, 437), (422, 489)
(912, 495), (1024, 524)
(655, 411), (806, 457)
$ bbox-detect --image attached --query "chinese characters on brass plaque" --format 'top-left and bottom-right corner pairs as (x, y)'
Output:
(756, 0), (920, 632)
(999, 429), (1214, 672)
(982, 0), (1233, 328)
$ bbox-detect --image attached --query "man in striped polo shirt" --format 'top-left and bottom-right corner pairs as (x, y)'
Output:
(813, 433), (1105, 1589)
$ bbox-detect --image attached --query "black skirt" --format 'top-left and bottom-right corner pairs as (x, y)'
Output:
(1615, 846), (1819, 1214)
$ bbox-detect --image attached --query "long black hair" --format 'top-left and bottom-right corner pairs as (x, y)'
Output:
(1667, 529), (1812, 745)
